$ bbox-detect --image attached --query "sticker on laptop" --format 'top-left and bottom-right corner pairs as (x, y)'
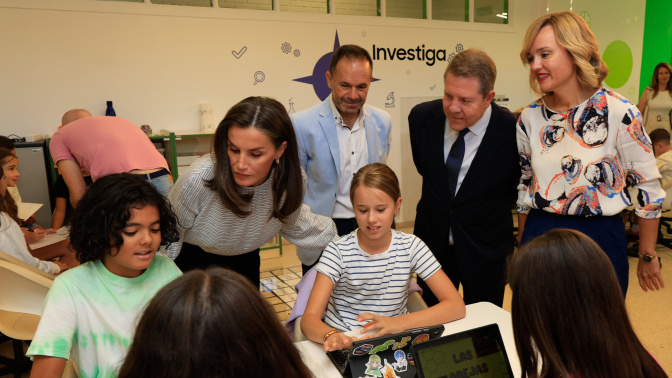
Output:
(371, 340), (395, 354)
(365, 354), (383, 376)
(411, 333), (430, 344)
(352, 344), (373, 355)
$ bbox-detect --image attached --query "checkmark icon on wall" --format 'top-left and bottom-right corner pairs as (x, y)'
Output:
(232, 46), (247, 59)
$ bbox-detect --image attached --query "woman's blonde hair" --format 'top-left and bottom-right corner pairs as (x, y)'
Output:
(520, 11), (608, 96)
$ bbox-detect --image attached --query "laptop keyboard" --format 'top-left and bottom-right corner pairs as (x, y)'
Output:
(330, 348), (350, 368)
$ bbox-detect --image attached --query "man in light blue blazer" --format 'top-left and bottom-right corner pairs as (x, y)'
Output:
(291, 45), (392, 272)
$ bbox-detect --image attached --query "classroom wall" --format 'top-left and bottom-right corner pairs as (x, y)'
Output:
(639, 0), (672, 96)
(0, 0), (649, 222)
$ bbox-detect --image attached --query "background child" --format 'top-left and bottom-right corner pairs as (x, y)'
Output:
(0, 164), (69, 274)
(509, 229), (666, 377)
(118, 267), (313, 378)
(48, 173), (93, 231)
(27, 173), (182, 377)
(302, 163), (465, 351)
(0, 148), (46, 244)
(0, 137), (25, 218)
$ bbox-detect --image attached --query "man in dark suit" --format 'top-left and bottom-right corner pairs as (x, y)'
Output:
(409, 49), (519, 307)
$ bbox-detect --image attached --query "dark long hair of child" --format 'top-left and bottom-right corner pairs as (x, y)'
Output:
(117, 267), (314, 378)
(508, 229), (667, 378)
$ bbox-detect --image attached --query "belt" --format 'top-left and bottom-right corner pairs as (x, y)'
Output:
(134, 168), (170, 180)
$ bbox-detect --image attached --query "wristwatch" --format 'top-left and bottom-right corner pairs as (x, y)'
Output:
(639, 253), (657, 263)
(639, 253), (662, 268)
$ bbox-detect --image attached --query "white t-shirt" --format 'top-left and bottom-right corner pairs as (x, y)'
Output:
(26, 256), (182, 377)
(0, 212), (60, 274)
(316, 229), (441, 331)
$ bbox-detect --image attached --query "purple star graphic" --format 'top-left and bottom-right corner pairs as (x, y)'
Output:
(294, 31), (379, 101)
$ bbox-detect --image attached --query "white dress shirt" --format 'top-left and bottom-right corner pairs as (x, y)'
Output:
(331, 98), (369, 218)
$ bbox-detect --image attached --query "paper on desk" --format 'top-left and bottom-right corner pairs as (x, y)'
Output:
(28, 227), (69, 250)
(17, 202), (42, 221)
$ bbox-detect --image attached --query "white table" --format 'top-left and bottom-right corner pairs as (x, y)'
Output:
(295, 302), (521, 378)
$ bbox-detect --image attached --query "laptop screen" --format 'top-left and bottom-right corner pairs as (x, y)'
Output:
(411, 323), (513, 378)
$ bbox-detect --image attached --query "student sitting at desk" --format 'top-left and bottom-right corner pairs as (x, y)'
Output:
(27, 174), (182, 377)
(301, 164), (465, 352)
(118, 267), (313, 378)
(0, 148), (48, 244)
(508, 229), (666, 378)
(0, 165), (70, 275)
(0, 136), (25, 216)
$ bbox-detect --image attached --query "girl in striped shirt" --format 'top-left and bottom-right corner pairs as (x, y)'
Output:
(302, 163), (466, 352)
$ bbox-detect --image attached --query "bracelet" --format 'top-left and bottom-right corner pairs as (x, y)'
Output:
(323, 329), (342, 342)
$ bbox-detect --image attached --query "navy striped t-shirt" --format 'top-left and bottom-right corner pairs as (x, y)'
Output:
(316, 229), (441, 331)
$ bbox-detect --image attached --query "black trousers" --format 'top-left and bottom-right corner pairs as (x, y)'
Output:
(302, 217), (358, 275)
(417, 244), (506, 307)
(175, 242), (261, 288)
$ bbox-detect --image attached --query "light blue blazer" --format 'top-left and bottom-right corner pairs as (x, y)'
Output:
(292, 97), (392, 219)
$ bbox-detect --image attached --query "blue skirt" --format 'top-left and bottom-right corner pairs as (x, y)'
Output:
(520, 209), (629, 296)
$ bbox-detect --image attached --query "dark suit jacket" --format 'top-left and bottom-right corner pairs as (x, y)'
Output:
(409, 99), (519, 280)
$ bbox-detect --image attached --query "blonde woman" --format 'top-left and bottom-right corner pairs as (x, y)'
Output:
(516, 11), (665, 295)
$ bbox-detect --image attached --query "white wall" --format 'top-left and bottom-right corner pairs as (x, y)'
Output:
(1, 0), (642, 222)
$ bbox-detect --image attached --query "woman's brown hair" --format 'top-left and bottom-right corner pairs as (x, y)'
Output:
(648, 62), (672, 99)
(520, 11), (608, 96)
(118, 267), (314, 378)
(206, 96), (303, 221)
(350, 163), (401, 229)
(508, 229), (666, 378)
(0, 148), (20, 224)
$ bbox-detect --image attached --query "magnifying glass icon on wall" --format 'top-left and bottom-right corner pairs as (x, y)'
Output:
(254, 71), (265, 85)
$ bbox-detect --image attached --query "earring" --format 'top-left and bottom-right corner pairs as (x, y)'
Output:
(275, 158), (280, 165)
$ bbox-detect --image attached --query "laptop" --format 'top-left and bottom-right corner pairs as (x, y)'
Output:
(410, 323), (514, 378)
(326, 324), (445, 378)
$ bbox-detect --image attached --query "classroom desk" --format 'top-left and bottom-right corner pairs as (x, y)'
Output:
(295, 302), (521, 378)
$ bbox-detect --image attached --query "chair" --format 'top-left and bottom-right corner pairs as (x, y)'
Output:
(0, 253), (54, 377)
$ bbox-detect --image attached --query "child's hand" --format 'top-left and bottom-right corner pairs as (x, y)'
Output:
(323, 332), (359, 352)
(55, 261), (69, 274)
(357, 313), (403, 337)
(44, 228), (58, 234)
(25, 229), (46, 244)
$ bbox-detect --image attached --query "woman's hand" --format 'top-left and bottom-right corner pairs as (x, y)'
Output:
(357, 313), (403, 337)
(323, 332), (360, 352)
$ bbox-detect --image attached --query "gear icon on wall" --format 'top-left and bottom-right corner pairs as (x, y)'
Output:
(293, 49), (301, 57)
(448, 52), (456, 62)
(455, 43), (464, 52)
(281, 42), (292, 54)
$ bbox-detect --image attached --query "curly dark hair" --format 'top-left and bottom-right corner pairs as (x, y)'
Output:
(69, 173), (179, 264)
